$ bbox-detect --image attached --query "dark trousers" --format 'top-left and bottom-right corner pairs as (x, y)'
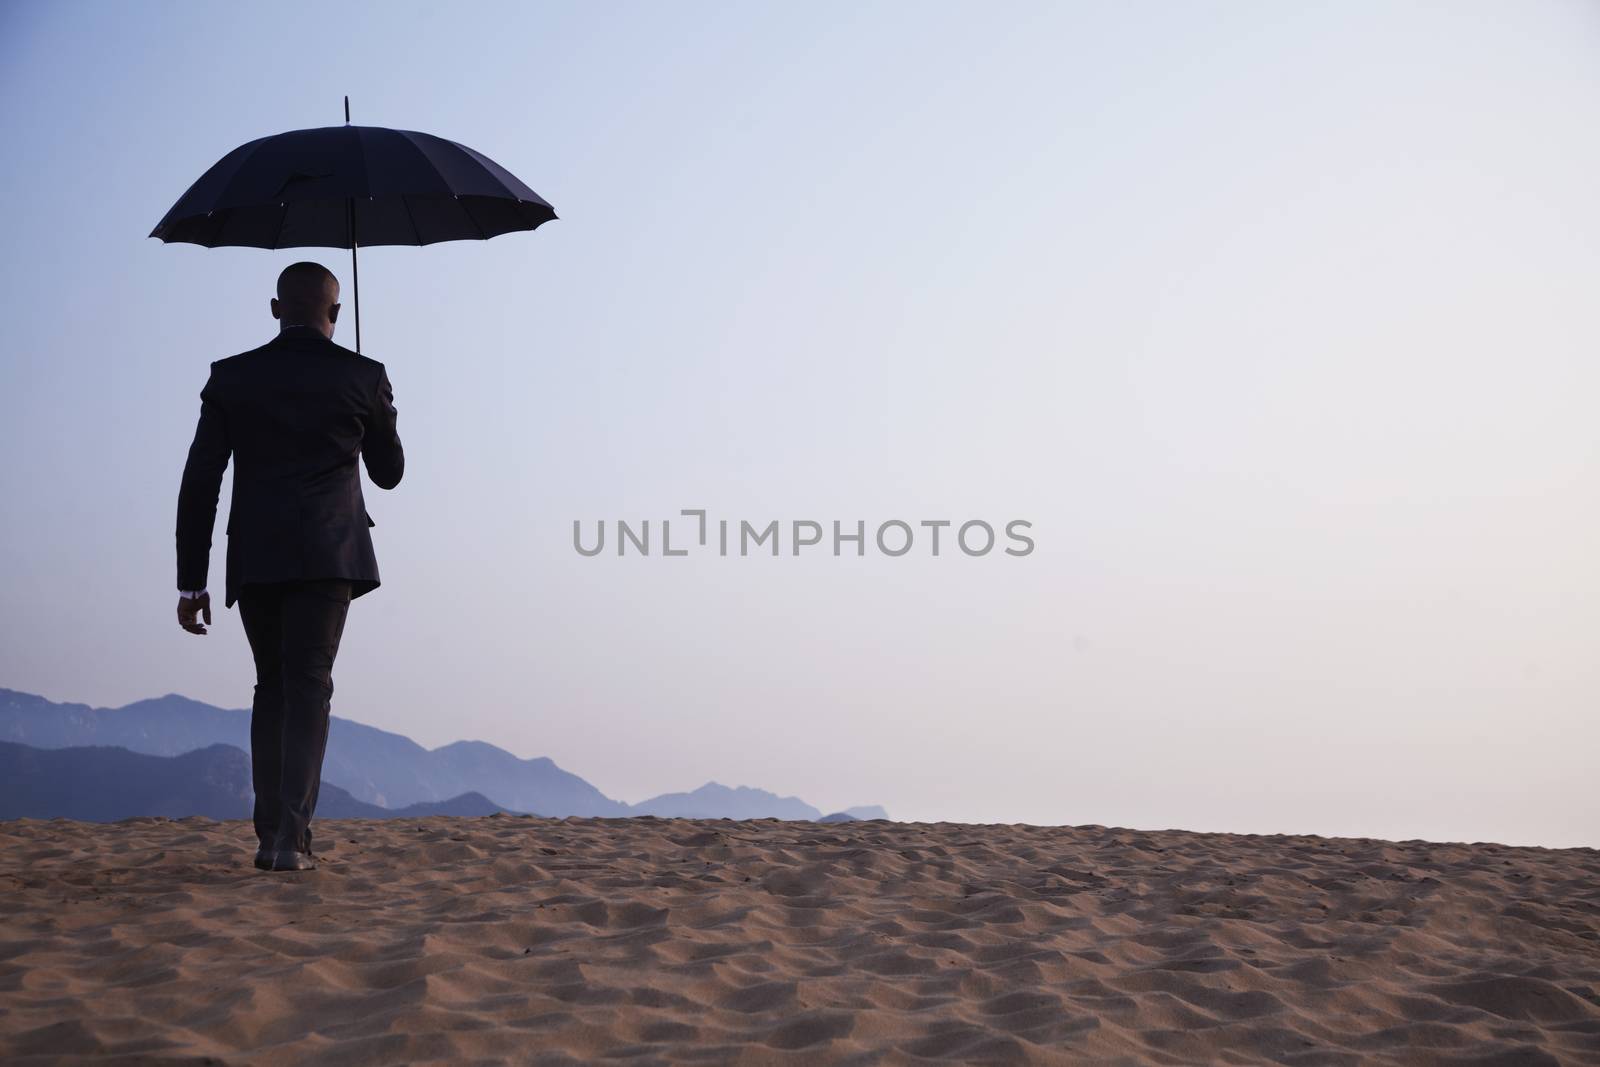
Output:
(238, 579), (353, 853)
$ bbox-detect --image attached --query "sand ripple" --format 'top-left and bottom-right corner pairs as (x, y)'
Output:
(1, 816), (1597, 1064)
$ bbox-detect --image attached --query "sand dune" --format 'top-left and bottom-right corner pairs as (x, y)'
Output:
(1, 816), (1597, 1065)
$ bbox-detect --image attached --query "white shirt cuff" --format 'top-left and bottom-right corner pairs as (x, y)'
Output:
(179, 589), (207, 599)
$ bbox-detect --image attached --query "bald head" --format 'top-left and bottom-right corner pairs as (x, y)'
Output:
(271, 262), (341, 338)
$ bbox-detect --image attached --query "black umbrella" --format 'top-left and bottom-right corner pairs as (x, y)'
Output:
(150, 98), (556, 351)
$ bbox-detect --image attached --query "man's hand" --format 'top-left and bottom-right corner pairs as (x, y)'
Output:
(178, 592), (212, 635)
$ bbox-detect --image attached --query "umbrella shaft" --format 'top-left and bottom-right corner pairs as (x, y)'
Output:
(347, 198), (361, 354)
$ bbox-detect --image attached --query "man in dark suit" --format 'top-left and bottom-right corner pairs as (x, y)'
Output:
(175, 261), (404, 872)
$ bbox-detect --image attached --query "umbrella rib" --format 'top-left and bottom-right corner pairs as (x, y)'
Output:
(394, 130), (480, 243)
(270, 200), (291, 250)
(458, 196), (489, 241)
(205, 135), (277, 243)
(204, 207), (228, 249)
(400, 194), (424, 246)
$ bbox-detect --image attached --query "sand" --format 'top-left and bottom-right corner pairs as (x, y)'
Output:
(0, 816), (1597, 1065)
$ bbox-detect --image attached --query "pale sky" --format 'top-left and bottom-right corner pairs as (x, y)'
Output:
(2, 1), (1597, 846)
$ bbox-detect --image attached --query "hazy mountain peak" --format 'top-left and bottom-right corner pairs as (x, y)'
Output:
(631, 781), (822, 821)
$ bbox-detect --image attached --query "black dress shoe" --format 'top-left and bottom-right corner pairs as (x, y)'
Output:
(254, 847), (273, 871)
(267, 849), (317, 872)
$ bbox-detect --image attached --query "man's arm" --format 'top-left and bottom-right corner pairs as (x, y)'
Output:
(175, 368), (230, 633)
(362, 364), (404, 490)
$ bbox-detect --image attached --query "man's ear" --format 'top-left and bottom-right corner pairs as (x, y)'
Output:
(328, 303), (341, 324)
(270, 297), (281, 320)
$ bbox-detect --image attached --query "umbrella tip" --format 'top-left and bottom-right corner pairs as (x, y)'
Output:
(344, 95), (350, 125)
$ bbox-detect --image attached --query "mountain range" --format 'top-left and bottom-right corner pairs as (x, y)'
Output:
(0, 688), (889, 823)
(0, 741), (512, 822)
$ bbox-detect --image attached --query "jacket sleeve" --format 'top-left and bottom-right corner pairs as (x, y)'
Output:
(175, 367), (232, 592)
(362, 363), (405, 490)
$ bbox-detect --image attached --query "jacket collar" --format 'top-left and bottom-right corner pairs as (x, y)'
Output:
(270, 324), (336, 347)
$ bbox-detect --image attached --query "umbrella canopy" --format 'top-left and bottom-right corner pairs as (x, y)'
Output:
(149, 124), (556, 248)
(150, 108), (556, 352)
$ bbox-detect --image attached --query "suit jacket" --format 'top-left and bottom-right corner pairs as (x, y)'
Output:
(176, 326), (404, 608)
